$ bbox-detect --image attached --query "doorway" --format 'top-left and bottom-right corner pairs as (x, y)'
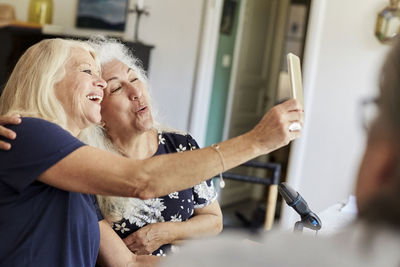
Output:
(206, 0), (311, 228)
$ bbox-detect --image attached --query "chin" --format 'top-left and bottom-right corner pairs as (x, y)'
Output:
(136, 122), (154, 133)
(86, 114), (102, 126)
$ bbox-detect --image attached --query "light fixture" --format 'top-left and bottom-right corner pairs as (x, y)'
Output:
(376, 0), (400, 44)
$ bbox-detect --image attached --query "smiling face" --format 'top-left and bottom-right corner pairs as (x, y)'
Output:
(100, 59), (153, 136)
(54, 47), (106, 134)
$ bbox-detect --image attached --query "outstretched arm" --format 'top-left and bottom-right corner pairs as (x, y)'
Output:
(38, 99), (303, 199)
(0, 114), (21, 150)
(123, 201), (223, 255)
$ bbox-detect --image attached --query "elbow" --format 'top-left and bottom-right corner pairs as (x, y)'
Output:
(134, 178), (159, 200)
(126, 159), (163, 200)
(215, 214), (223, 234)
(137, 190), (154, 200)
(135, 182), (153, 200)
(125, 165), (157, 200)
(207, 212), (223, 236)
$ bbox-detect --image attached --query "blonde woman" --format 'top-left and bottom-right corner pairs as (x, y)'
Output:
(0, 38), (303, 266)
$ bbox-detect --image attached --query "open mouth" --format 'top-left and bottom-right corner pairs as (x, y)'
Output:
(86, 94), (103, 104)
(137, 106), (148, 113)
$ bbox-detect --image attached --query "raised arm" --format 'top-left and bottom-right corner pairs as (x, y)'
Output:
(38, 99), (303, 199)
(0, 114), (21, 150)
(122, 200), (222, 255)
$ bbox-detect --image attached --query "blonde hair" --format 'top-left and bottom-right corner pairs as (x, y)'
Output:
(0, 38), (100, 130)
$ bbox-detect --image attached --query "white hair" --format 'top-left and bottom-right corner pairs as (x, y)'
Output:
(79, 37), (178, 223)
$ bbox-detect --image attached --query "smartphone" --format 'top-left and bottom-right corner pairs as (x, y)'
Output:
(287, 53), (304, 107)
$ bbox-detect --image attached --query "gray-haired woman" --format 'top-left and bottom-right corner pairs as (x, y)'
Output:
(81, 39), (223, 256)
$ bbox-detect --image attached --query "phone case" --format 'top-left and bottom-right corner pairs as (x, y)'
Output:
(287, 53), (304, 107)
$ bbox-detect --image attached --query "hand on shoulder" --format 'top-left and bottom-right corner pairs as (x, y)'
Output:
(0, 114), (21, 150)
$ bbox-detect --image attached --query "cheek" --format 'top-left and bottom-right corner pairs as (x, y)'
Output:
(101, 99), (123, 120)
(55, 81), (76, 112)
(355, 147), (380, 210)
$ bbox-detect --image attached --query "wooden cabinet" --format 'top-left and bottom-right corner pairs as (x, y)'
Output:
(0, 25), (153, 94)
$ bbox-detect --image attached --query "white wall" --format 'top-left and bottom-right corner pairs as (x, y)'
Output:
(281, 0), (391, 228)
(0, 0), (204, 131)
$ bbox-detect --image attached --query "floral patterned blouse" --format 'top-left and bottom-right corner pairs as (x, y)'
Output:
(112, 131), (217, 256)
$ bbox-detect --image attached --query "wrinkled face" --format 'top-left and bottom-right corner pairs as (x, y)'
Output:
(100, 59), (153, 135)
(54, 47), (105, 133)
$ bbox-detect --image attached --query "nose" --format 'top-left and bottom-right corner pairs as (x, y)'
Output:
(128, 83), (142, 101)
(93, 74), (107, 90)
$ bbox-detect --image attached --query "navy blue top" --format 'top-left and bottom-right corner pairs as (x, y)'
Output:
(111, 132), (217, 256)
(0, 118), (103, 267)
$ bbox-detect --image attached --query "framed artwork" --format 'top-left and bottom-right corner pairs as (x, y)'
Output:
(76, 0), (128, 31)
(220, 0), (237, 35)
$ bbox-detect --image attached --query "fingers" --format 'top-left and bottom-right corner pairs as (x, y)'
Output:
(125, 239), (139, 253)
(285, 110), (304, 124)
(0, 124), (17, 150)
(123, 234), (145, 254)
(123, 234), (136, 247)
(279, 98), (303, 112)
(0, 140), (12, 150)
(0, 114), (22, 125)
(0, 125), (17, 139)
(288, 127), (302, 141)
(0, 115), (21, 149)
(127, 243), (147, 255)
(250, 99), (305, 155)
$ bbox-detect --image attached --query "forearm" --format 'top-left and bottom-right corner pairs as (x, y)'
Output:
(135, 132), (262, 199)
(40, 132), (260, 199)
(153, 201), (223, 245)
(97, 220), (136, 267)
(165, 214), (223, 244)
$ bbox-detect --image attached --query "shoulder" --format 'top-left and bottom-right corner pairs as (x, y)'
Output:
(0, 117), (85, 192)
(1, 117), (84, 158)
(161, 131), (199, 150)
(8, 117), (67, 136)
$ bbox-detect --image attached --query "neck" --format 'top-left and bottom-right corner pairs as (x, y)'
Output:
(66, 121), (82, 137)
(108, 128), (158, 159)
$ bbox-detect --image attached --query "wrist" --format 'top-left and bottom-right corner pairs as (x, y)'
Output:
(163, 221), (183, 243)
(242, 131), (264, 156)
(155, 222), (178, 244)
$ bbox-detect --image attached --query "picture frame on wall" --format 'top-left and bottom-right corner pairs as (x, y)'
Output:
(76, 0), (128, 31)
(220, 0), (237, 35)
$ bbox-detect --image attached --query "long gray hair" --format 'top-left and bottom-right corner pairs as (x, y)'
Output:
(79, 38), (175, 223)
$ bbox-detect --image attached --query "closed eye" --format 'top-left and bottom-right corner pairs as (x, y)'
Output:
(130, 78), (138, 83)
(111, 87), (122, 93)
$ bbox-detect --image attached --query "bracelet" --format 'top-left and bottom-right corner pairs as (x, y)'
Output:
(211, 144), (225, 188)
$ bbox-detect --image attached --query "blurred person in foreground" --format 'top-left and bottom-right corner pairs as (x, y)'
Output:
(160, 39), (400, 267)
